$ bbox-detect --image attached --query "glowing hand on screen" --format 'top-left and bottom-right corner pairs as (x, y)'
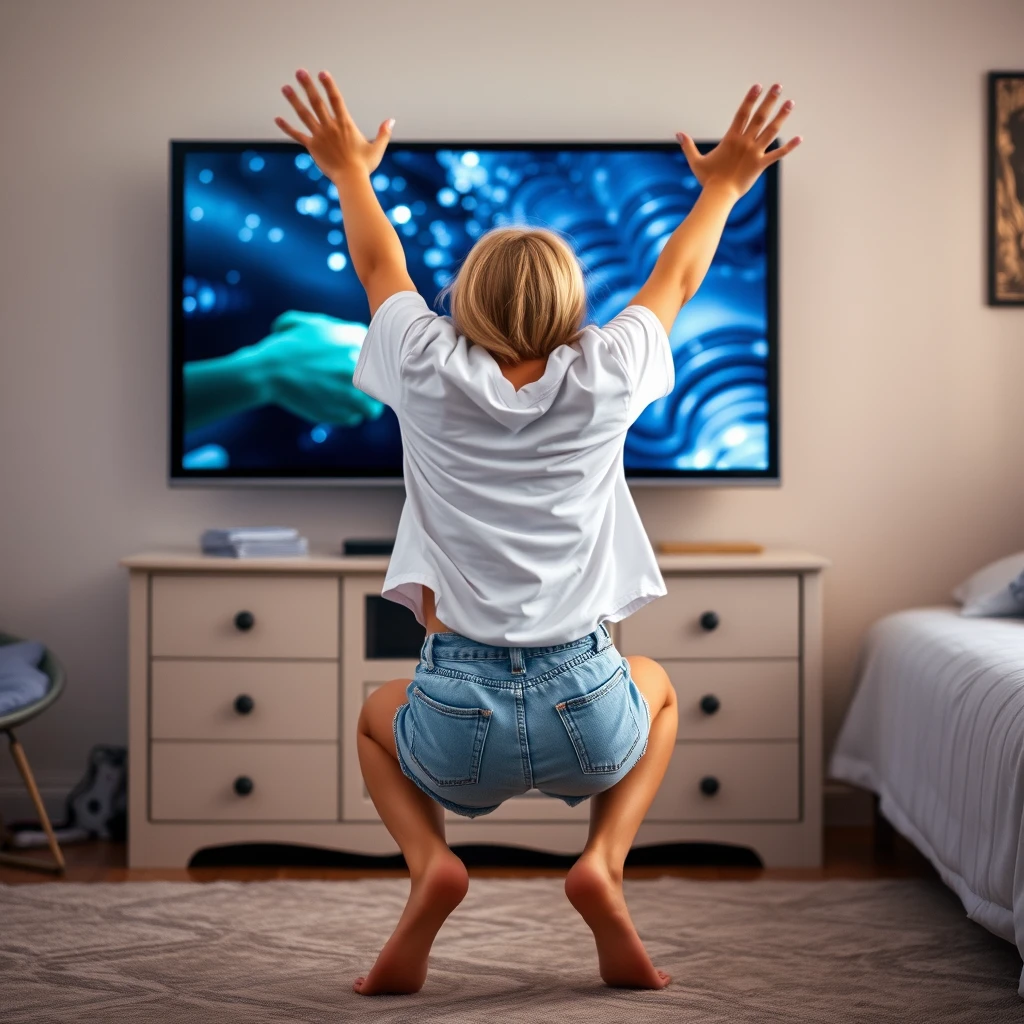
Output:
(675, 83), (802, 199)
(275, 69), (393, 178)
(254, 311), (384, 426)
(182, 311), (385, 433)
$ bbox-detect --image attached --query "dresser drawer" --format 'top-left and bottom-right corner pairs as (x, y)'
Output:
(667, 660), (799, 741)
(151, 661), (338, 741)
(151, 575), (338, 659)
(647, 741), (799, 822)
(618, 575), (799, 659)
(150, 742), (338, 821)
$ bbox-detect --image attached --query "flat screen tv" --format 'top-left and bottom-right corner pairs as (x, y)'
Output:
(170, 141), (778, 485)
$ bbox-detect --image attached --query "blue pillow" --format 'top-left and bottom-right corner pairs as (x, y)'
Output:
(0, 641), (49, 716)
(954, 553), (1024, 617)
(1010, 569), (1024, 610)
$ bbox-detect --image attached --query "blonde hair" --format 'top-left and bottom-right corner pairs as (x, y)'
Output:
(441, 227), (587, 364)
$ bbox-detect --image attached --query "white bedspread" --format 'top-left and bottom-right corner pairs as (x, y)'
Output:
(829, 606), (1024, 993)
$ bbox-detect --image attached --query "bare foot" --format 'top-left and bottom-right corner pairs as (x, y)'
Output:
(353, 849), (470, 996)
(564, 852), (670, 989)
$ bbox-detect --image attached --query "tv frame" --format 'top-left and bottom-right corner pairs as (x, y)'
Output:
(169, 139), (780, 487)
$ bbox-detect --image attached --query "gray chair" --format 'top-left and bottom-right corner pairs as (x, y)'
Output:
(0, 632), (66, 874)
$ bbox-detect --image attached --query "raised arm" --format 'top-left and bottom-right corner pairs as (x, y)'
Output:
(631, 82), (802, 333)
(275, 69), (415, 315)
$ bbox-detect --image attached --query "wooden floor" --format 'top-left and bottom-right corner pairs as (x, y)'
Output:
(0, 826), (937, 884)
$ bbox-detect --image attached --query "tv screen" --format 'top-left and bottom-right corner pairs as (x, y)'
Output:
(170, 141), (778, 484)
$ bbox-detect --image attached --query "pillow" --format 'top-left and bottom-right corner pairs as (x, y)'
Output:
(1010, 569), (1024, 606)
(953, 552), (1024, 617)
(0, 640), (49, 716)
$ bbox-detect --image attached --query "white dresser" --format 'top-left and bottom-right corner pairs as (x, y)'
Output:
(122, 549), (828, 868)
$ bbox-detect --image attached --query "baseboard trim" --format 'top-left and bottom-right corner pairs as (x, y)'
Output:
(0, 771), (78, 824)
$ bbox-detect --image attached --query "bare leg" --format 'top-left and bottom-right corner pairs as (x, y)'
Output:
(352, 678), (470, 996)
(564, 655), (678, 989)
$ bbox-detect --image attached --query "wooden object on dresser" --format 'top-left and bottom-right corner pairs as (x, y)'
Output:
(121, 548), (829, 869)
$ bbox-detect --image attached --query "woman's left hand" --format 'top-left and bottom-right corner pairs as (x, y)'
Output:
(275, 69), (393, 180)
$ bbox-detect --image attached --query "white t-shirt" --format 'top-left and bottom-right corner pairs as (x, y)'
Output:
(352, 290), (675, 646)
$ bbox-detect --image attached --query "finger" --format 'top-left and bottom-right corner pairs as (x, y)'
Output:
(745, 83), (783, 137)
(754, 99), (794, 147)
(317, 70), (350, 123)
(763, 135), (803, 165)
(727, 83), (764, 136)
(336, 385), (385, 419)
(274, 116), (311, 147)
(675, 131), (702, 168)
(369, 118), (395, 164)
(281, 85), (318, 133)
(269, 310), (322, 332)
(295, 68), (331, 123)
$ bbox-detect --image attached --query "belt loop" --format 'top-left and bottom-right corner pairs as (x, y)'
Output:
(422, 632), (435, 670)
(510, 646), (526, 675)
(598, 622), (612, 651)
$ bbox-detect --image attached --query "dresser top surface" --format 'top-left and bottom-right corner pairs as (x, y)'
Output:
(121, 547), (829, 573)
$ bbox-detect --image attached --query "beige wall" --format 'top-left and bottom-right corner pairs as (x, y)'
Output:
(2, 0), (1023, 816)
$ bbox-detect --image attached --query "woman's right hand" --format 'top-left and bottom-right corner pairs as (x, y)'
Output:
(676, 83), (802, 199)
(276, 69), (394, 181)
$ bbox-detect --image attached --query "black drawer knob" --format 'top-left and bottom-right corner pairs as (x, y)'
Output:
(699, 611), (720, 632)
(699, 775), (720, 797)
(699, 694), (721, 715)
(233, 775), (254, 796)
(234, 610), (255, 632)
(234, 694), (255, 715)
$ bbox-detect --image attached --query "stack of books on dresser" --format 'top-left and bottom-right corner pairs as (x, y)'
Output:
(200, 527), (309, 558)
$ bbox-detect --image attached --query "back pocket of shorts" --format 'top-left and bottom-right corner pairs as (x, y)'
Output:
(409, 686), (492, 787)
(555, 667), (640, 774)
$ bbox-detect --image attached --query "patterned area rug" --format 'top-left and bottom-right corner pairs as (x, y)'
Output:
(1, 877), (1020, 1023)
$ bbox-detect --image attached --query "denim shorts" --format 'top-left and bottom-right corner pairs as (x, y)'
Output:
(392, 623), (651, 819)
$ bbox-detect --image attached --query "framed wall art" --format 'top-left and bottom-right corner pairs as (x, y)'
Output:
(988, 71), (1024, 305)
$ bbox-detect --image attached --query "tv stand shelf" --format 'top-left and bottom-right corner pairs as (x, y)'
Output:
(121, 548), (828, 868)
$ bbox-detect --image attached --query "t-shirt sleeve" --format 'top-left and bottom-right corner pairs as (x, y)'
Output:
(352, 290), (436, 409)
(599, 304), (676, 421)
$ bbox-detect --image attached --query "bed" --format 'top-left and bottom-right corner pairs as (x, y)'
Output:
(829, 606), (1024, 994)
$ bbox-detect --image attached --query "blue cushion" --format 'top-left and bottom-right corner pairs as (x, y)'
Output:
(0, 641), (49, 716)
(1010, 569), (1024, 609)
(954, 553), (1024, 617)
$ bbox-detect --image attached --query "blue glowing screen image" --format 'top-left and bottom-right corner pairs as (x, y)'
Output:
(173, 143), (776, 479)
